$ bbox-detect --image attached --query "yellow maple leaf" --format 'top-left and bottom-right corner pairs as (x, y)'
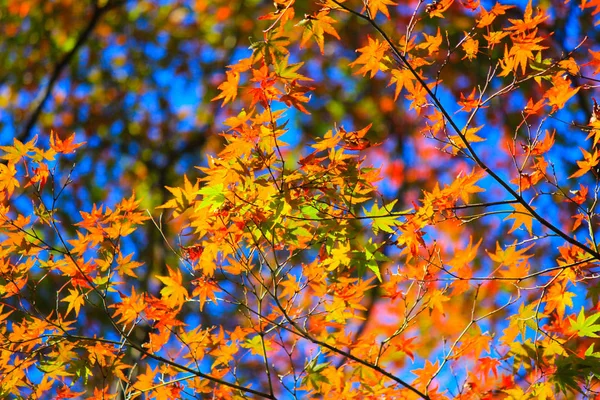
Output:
(156, 265), (189, 309)
(363, 0), (398, 19)
(211, 69), (240, 106)
(349, 36), (390, 78)
(61, 288), (85, 318)
(504, 203), (534, 235)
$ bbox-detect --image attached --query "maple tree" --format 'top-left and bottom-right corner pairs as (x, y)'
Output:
(4, 0), (600, 398)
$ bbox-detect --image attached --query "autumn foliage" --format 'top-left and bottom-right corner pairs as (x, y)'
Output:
(4, 0), (600, 398)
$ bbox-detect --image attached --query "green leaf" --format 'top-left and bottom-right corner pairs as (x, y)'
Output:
(364, 199), (399, 234)
(353, 239), (389, 281)
(303, 359), (330, 390)
(197, 183), (226, 211)
(585, 343), (600, 358)
(570, 307), (600, 338)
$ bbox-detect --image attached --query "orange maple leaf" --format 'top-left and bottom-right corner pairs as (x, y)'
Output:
(581, 0), (600, 25)
(388, 68), (416, 100)
(509, 30), (548, 76)
(349, 36), (390, 78)
(416, 27), (442, 56)
(280, 79), (314, 114)
(50, 130), (85, 154)
(483, 30), (510, 48)
(298, 10), (340, 54)
(426, 0), (453, 18)
(544, 282), (575, 320)
(569, 147), (600, 178)
(191, 276), (219, 311)
(0, 162), (19, 197)
(485, 238), (533, 275)
(212, 69), (240, 106)
(477, 3), (514, 28)
(462, 36), (479, 60)
(362, 0), (398, 19)
(584, 49), (600, 74)
(504, 203), (534, 235)
(111, 286), (145, 326)
(545, 73), (580, 111)
(412, 360), (440, 388)
(457, 88), (486, 112)
(506, 0), (549, 32)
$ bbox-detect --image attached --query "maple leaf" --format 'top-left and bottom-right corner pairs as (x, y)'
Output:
(523, 97), (546, 116)
(461, 0), (480, 11)
(525, 129), (554, 156)
(411, 360), (440, 388)
(388, 67), (416, 100)
(339, 122), (374, 150)
(298, 10), (340, 55)
(274, 56), (311, 82)
(0, 161), (19, 197)
(364, 199), (400, 234)
(158, 174), (200, 216)
(278, 275), (300, 299)
(426, 0), (453, 18)
(211, 341), (239, 368)
(24, 162), (49, 190)
(477, 3), (514, 28)
(416, 27), (442, 56)
(476, 357), (501, 379)
(448, 236), (482, 270)
(446, 124), (485, 154)
(584, 49), (600, 74)
(570, 184), (589, 206)
(462, 36), (479, 60)
(280, 79), (315, 114)
(544, 282), (575, 319)
(582, 0), (600, 21)
(545, 73), (580, 111)
(0, 135), (38, 163)
(427, 289), (450, 314)
(362, 0), (398, 19)
(569, 147), (600, 178)
(457, 88), (486, 112)
(111, 286), (145, 326)
(504, 203), (535, 235)
(61, 288), (86, 318)
(116, 252), (144, 278)
(242, 335), (274, 356)
(156, 265), (189, 309)
(50, 130), (85, 154)
(483, 30), (510, 48)
(250, 29), (290, 65)
(34, 375), (54, 398)
(132, 364), (158, 392)
(509, 30), (548, 76)
(311, 129), (341, 151)
(507, 0), (549, 31)
(349, 36), (390, 78)
(587, 121), (600, 147)
(191, 276), (219, 311)
(392, 336), (417, 361)
(212, 69), (240, 106)
(570, 308), (600, 338)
